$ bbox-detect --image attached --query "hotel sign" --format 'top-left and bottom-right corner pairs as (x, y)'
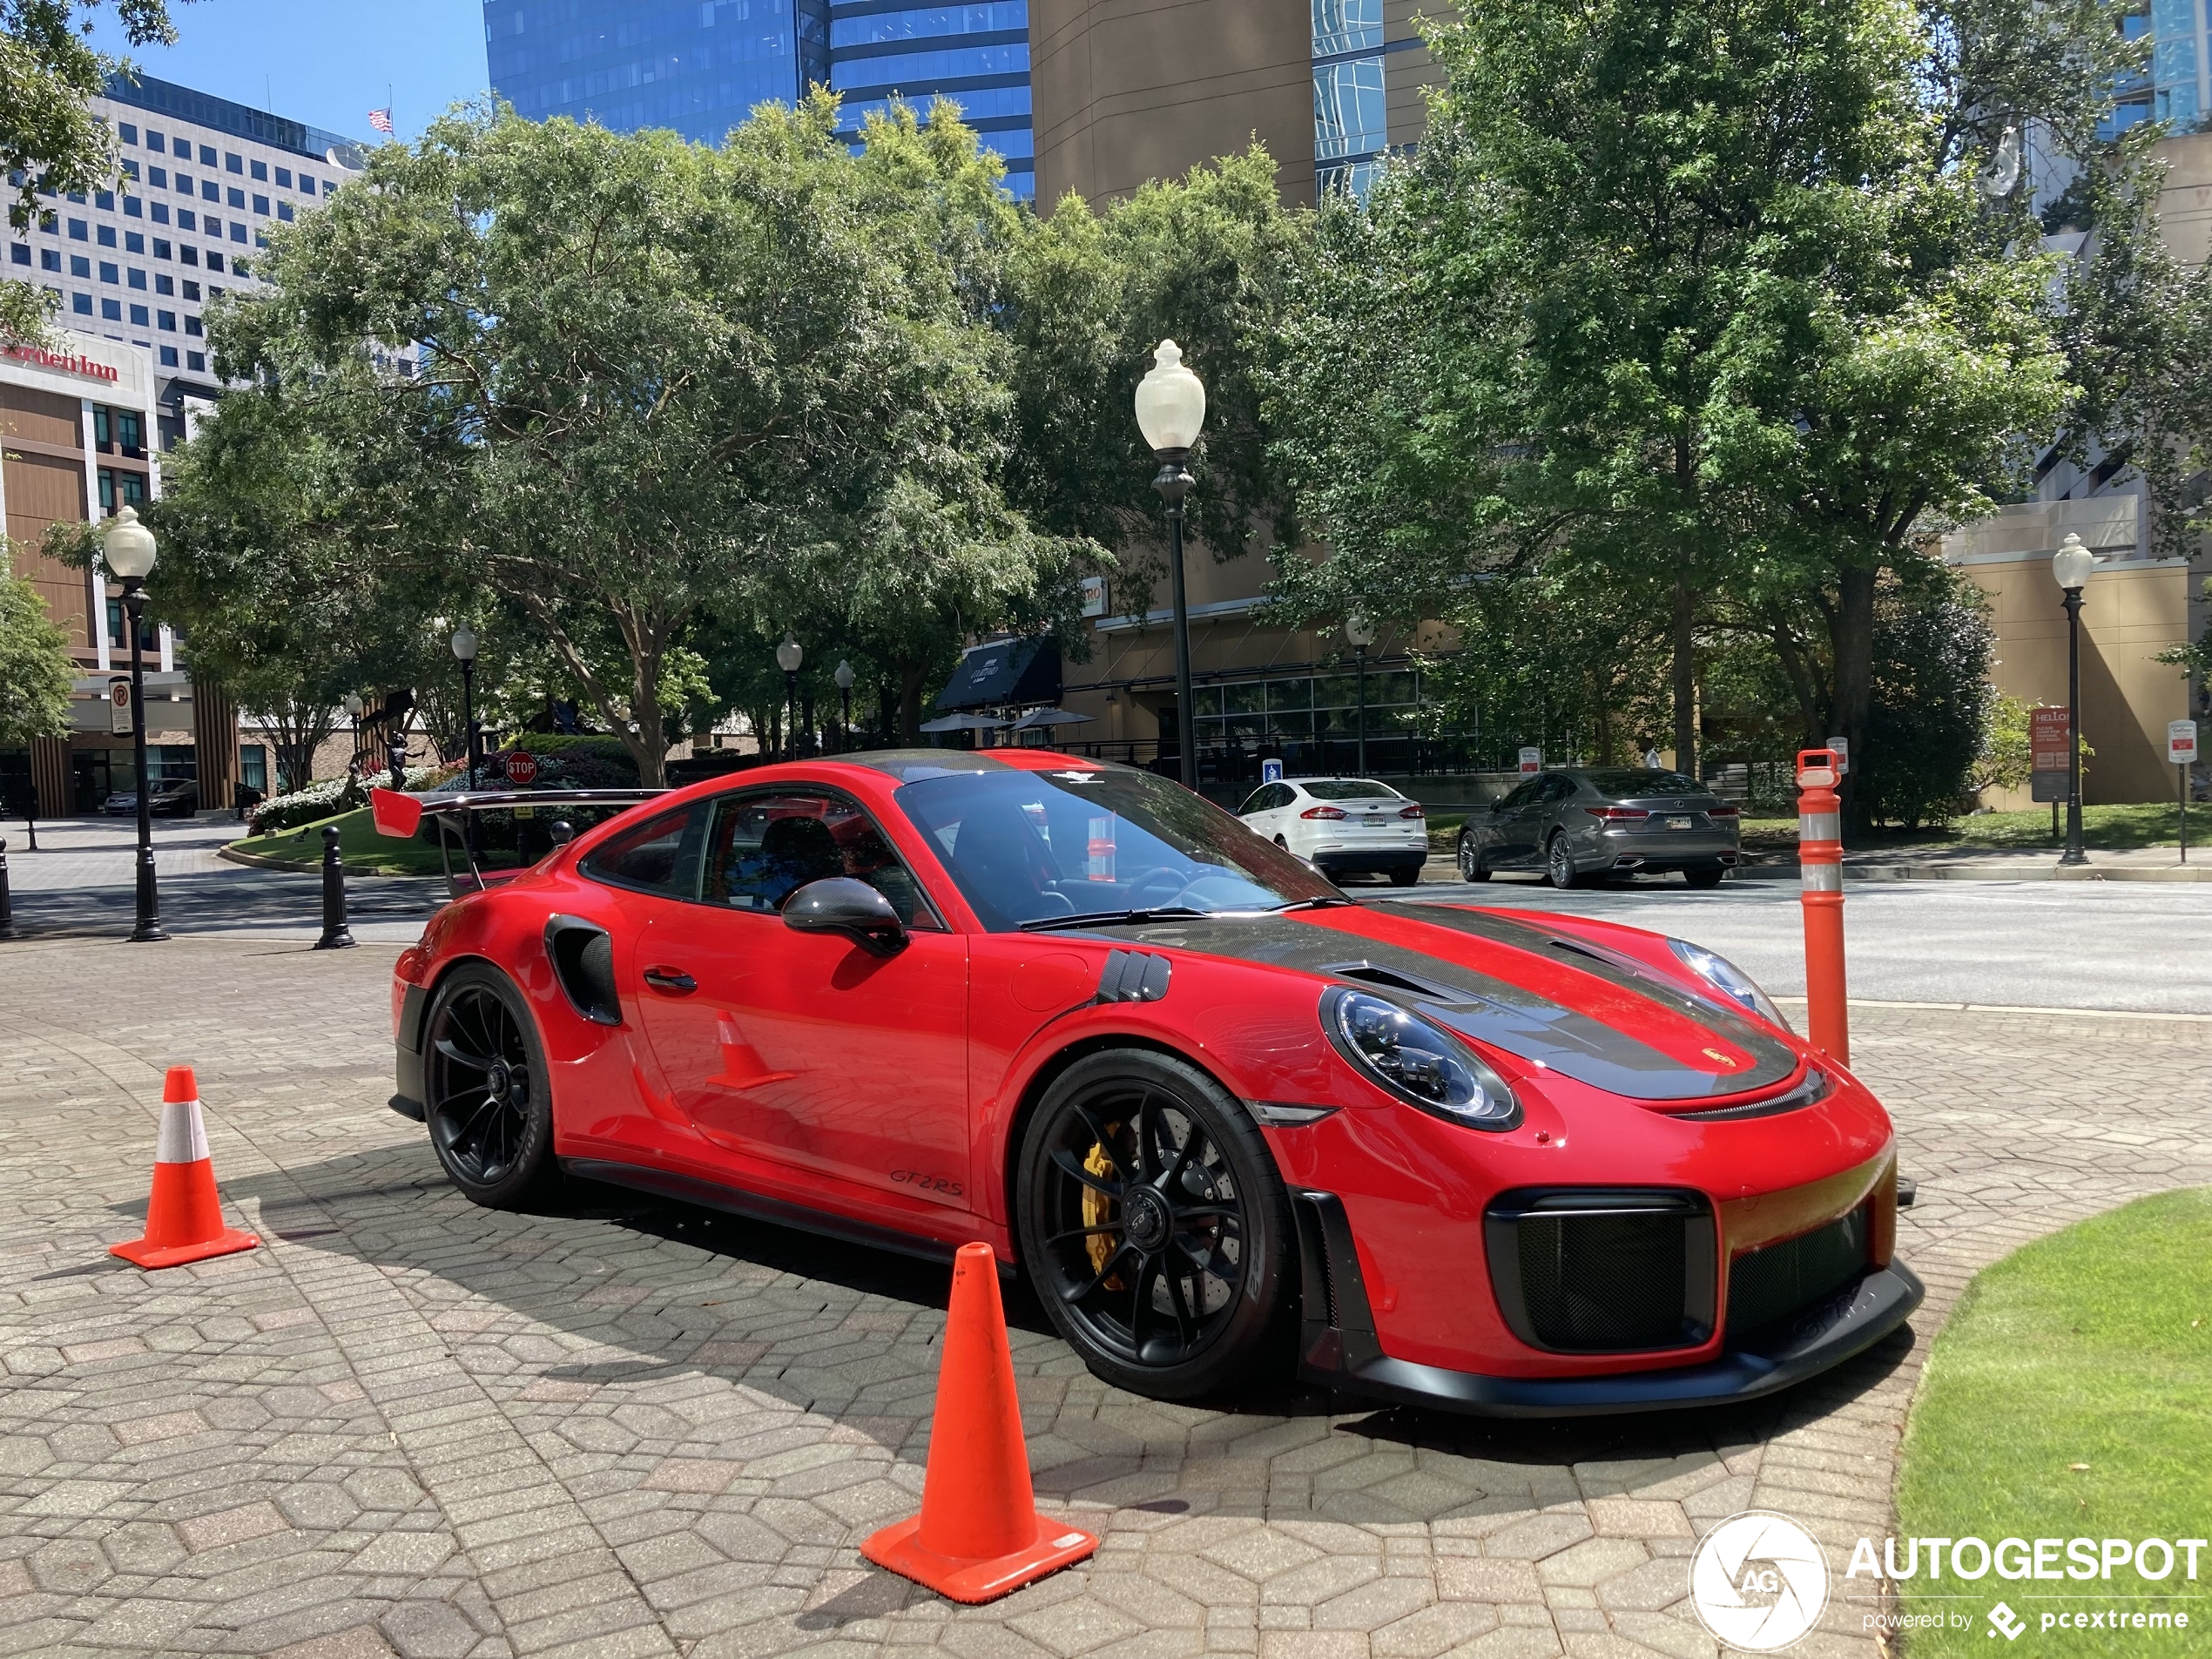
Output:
(3, 341), (120, 383)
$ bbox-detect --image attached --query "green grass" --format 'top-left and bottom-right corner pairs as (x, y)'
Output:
(1893, 1189), (2212, 1656)
(1739, 802), (2194, 853)
(233, 806), (448, 877)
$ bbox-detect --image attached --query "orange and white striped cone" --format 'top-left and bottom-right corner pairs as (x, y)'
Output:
(111, 1066), (260, 1270)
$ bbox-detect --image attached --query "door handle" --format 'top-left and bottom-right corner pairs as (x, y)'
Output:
(642, 967), (697, 994)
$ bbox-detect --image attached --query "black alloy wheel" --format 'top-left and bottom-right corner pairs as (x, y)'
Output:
(1016, 1050), (1291, 1399)
(422, 963), (557, 1207)
(1457, 833), (1490, 882)
(1547, 833), (1581, 889)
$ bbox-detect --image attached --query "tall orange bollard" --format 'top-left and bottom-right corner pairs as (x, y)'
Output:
(1796, 749), (1849, 1068)
(862, 1244), (1098, 1603)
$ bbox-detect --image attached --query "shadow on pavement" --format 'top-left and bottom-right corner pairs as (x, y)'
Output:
(7, 870), (443, 939)
(219, 1136), (1922, 1521)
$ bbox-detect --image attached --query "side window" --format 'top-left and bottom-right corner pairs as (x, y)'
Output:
(1544, 774), (1579, 802)
(579, 806), (706, 899)
(1238, 785), (1277, 816)
(1498, 780), (1537, 810)
(704, 791), (937, 926)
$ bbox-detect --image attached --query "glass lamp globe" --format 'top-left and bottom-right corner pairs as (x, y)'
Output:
(776, 632), (804, 674)
(103, 504), (158, 581)
(834, 658), (855, 691)
(449, 623), (479, 663)
(345, 692), (365, 718)
(1134, 340), (1207, 455)
(1345, 614), (1379, 649)
(2051, 533), (2097, 592)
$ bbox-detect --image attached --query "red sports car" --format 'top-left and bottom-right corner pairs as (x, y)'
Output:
(376, 751), (1920, 1414)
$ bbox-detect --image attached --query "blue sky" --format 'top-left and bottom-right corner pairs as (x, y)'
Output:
(86, 1), (491, 145)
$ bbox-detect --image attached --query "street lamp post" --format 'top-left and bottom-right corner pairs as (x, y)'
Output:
(450, 624), (480, 789)
(102, 505), (165, 942)
(777, 633), (804, 761)
(1135, 341), (1207, 789)
(835, 659), (855, 753)
(344, 692), (365, 779)
(2053, 533), (2097, 867)
(1345, 615), (1377, 777)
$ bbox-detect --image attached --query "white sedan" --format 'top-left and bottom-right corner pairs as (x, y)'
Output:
(1235, 777), (1429, 886)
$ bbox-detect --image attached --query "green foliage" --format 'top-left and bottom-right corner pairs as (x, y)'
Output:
(1858, 583), (1995, 827)
(1003, 146), (1305, 611)
(1972, 691), (2035, 796)
(192, 98), (1087, 783)
(1259, 0), (2140, 815)
(0, 542), (73, 748)
(1897, 1189), (2212, 1656)
(0, 1), (182, 341)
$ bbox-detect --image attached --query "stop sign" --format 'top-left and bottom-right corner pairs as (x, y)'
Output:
(504, 750), (539, 786)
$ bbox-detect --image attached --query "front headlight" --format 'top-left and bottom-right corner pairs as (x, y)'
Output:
(1667, 939), (1790, 1030)
(1324, 989), (1521, 1130)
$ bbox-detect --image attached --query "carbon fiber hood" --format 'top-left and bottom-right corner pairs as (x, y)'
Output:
(1090, 904), (1800, 1102)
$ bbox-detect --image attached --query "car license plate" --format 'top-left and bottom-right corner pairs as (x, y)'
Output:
(1667, 816), (1693, 830)
(1363, 815), (1386, 826)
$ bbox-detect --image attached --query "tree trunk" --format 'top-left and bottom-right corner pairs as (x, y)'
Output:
(1825, 562), (1879, 827)
(1670, 569), (1697, 777)
(625, 641), (667, 788)
(899, 663), (928, 745)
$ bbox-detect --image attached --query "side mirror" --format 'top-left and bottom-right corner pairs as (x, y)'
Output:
(782, 876), (908, 956)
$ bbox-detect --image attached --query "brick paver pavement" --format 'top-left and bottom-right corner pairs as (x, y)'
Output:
(3, 936), (2208, 1658)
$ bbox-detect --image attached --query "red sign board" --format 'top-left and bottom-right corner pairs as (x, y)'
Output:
(2030, 707), (2071, 772)
(503, 751), (539, 786)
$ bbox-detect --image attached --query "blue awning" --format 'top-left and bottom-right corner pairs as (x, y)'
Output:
(934, 637), (1062, 711)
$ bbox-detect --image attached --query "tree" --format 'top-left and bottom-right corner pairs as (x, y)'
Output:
(0, 543), (72, 752)
(1263, 0), (2082, 806)
(211, 98), (1082, 783)
(1, 2), (184, 339)
(1004, 147), (1306, 610)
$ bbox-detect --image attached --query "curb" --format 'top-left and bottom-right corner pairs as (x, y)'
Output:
(216, 843), (418, 880)
(1733, 860), (2212, 884)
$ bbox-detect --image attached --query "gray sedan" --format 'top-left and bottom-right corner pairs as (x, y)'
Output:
(1454, 768), (1742, 888)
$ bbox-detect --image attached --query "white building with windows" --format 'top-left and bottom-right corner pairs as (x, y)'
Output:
(9, 74), (368, 448)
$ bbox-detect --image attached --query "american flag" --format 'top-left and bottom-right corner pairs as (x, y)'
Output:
(368, 107), (395, 135)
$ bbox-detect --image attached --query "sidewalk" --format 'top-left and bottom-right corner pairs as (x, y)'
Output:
(1734, 843), (2212, 883)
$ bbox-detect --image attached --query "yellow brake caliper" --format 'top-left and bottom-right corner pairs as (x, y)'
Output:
(1082, 1136), (1123, 1285)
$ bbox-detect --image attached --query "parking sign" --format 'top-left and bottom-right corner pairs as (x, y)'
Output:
(2170, 720), (2198, 765)
(1518, 747), (1542, 775)
(1262, 758), (1284, 784)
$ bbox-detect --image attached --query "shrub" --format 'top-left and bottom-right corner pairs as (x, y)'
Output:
(249, 763), (453, 834)
(1860, 588), (1994, 830)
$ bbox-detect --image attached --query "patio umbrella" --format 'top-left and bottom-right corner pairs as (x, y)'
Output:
(918, 712), (1008, 733)
(1011, 708), (1095, 730)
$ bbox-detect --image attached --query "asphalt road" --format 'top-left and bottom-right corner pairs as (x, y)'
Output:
(10, 814), (2208, 1014)
(1393, 869), (2212, 1015)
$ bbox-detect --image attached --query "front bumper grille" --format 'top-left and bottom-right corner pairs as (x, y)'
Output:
(1486, 1190), (1717, 1353)
(1725, 1204), (1872, 1339)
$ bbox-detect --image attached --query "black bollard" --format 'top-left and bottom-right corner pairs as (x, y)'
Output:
(0, 835), (15, 941)
(314, 824), (356, 950)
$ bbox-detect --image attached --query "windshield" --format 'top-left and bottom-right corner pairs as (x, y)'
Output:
(895, 765), (1340, 931)
(1304, 779), (1401, 802)
(1582, 770), (1707, 797)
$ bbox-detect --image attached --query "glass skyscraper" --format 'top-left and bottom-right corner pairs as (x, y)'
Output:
(483, 0), (1033, 197)
(2107, 0), (2210, 134)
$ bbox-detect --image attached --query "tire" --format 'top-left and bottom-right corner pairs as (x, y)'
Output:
(1015, 1049), (1293, 1400)
(1685, 867), (1726, 889)
(1388, 865), (1420, 887)
(1547, 833), (1582, 890)
(421, 962), (560, 1208)
(1456, 833), (1491, 883)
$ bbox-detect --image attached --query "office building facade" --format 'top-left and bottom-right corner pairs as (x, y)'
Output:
(0, 78), (365, 817)
(484, 0), (1035, 196)
(2111, 0), (2209, 132)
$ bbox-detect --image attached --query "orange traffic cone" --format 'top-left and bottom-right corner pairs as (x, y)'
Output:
(111, 1067), (260, 1270)
(862, 1242), (1097, 1603)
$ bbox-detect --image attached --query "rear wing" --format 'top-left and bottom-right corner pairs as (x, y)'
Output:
(370, 786), (669, 897)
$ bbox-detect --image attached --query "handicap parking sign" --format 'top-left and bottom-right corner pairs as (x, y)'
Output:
(1262, 758), (1284, 784)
